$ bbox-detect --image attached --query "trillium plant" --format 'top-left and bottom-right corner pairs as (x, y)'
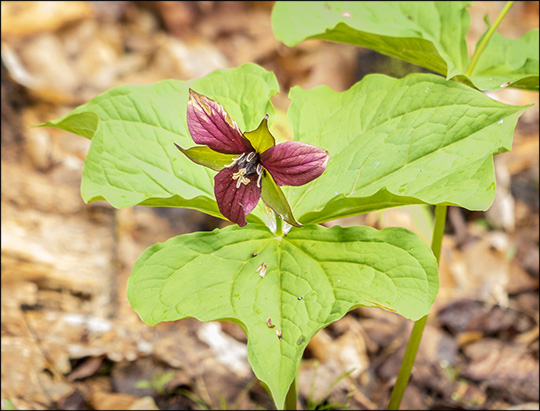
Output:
(38, 1), (537, 410)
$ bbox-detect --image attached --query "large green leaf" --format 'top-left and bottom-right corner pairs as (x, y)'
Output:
(272, 1), (471, 79)
(271, 1), (539, 91)
(38, 63), (279, 223)
(128, 223), (438, 409)
(284, 73), (528, 224)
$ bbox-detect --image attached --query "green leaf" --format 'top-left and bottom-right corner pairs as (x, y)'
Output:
(244, 115), (276, 153)
(127, 223), (438, 409)
(271, 2), (539, 91)
(134, 381), (152, 390)
(3, 399), (15, 411)
(174, 144), (237, 172)
(260, 170), (302, 228)
(36, 111), (99, 139)
(272, 1), (471, 79)
(284, 73), (529, 224)
(468, 29), (539, 91)
(378, 204), (435, 246)
(38, 63), (279, 223)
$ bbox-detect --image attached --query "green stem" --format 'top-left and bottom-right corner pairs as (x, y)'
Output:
(273, 211), (291, 409)
(466, 1), (515, 76)
(284, 376), (298, 410)
(387, 205), (447, 410)
(275, 212), (284, 236)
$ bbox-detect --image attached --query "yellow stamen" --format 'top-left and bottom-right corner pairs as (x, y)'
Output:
(232, 167), (250, 188)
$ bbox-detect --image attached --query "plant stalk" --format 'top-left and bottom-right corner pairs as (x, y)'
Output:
(466, 1), (515, 76)
(275, 212), (284, 236)
(387, 205), (447, 410)
(273, 210), (291, 409)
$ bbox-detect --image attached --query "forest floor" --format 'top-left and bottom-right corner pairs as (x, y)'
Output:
(1, 2), (538, 410)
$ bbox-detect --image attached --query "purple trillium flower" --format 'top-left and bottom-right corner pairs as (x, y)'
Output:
(175, 89), (329, 227)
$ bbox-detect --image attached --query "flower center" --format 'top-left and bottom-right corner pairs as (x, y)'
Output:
(229, 152), (263, 188)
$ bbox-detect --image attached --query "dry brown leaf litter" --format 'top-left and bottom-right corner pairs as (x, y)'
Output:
(1, 2), (538, 410)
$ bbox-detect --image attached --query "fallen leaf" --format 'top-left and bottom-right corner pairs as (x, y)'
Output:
(90, 391), (143, 411)
(1, 1), (94, 37)
(462, 339), (539, 403)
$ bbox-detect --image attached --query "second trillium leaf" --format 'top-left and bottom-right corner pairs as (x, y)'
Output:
(128, 223), (439, 410)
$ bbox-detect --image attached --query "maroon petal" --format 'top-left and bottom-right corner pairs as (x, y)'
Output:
(214, 166), (261, 227)
(260, 141), (329, 186)
(187, 89), (253, 154)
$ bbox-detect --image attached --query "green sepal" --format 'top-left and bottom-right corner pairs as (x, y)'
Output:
(260, 170), (302, 228)
(244, 115), (276, 153)
(174, 143), (237, 172)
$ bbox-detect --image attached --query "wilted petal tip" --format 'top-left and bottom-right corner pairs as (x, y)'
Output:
(186, 89), (251, 154)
